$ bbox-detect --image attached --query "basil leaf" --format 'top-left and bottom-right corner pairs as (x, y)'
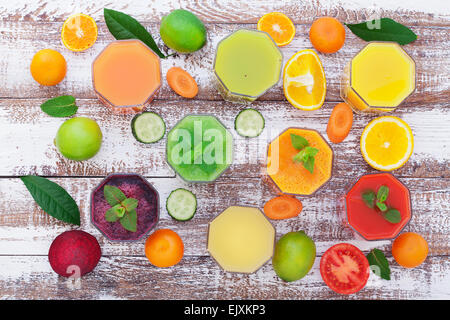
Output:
(290, 134), (309, 150)
(105, 207), (120, 222)
(377, 185), (389, 202)
(345, 18), (417, 45)
(20, 175), (80, 225)
(120, 209), (137, 232)
(40, 95), (78, 117)
(103, 185), (127, 206)
(121, 198), (138, 212)
(362, 190), (376, 208)
(376, 201), (388, 212)
(104, 8), (166, 58)
(384, 208), (401, 224)
(367, 249), (391, 280)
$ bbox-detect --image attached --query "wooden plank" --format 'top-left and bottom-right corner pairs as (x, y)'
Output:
(1, 99), (449, 178)
(0, 255), (448, 300)
(1, 0), (449, 25)
(0, 177), (448, 256)
(0, 22), (449, 103)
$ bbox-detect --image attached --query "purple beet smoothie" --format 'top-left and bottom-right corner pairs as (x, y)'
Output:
(91, 174), (159, 241)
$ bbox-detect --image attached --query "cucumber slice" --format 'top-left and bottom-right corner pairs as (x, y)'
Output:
(234, 109), (265, 138)
(166, 188), (197, 221)
(131, 112), (166, 144)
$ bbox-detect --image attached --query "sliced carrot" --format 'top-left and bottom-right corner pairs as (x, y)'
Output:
(166, 67), (198, 98)
(263, 195), (302, 220)
(326, 102), (353, 143)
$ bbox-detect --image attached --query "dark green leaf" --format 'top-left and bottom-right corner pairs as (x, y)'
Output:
(376, 201), (388, 212)
(40, 95), (77, 117)
(105, 207), (120, 222)
(362, 190), (376, 208)
(104, 8), (166, 58)
(121, 198), (138, 212)
(120, 209), (137, 232)
(384, 208), (401, 223)
(377, 185), (389, 202)
(20, 175), (80, 225)
(103, 185), (127, 206)
(290, 134), (309, 150)
(367, 249), (391, 280)
(344, 18), (417, 45)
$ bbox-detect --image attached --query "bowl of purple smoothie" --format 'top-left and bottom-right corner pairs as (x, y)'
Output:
(90, 173), (159, 242)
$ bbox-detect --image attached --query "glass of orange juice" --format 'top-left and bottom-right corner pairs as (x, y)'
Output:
(340, 42), (415, 113)
(92, 40), (161, 114)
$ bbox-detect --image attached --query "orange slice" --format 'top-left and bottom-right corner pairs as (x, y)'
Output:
(257, 12), (295, 46)
(283, 49), (326, 110)
(61, 13), (98, 52)
(360, 116), (414, 171)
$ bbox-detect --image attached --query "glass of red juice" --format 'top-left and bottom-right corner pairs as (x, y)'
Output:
(345, 173), (411, 241)
(91, 173), (159, 241)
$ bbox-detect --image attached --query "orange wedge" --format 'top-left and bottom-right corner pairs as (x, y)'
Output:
(283, 49), (326, 110)
(61, 13), (98, 52)
(257, 12), (295, 46)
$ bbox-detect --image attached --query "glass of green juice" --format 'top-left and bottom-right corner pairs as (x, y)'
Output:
(214, 29), (283, 104)
(166, 115), (234, 183)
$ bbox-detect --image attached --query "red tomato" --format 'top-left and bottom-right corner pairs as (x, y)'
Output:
(320, 243), (370, 294)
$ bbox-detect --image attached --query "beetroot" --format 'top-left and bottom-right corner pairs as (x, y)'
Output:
(48, 230), (101, 277)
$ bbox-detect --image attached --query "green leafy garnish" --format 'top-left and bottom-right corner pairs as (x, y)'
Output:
(362, 190), (376, 208)
(20, 175), (80, 225)
(104, 8), (166, 58)
(103, 185), (139, 232)
(384, 208), (402, 224)
(361, 185), (400, 223)
(367, 249), (391, 280)
(290, 134), (309, 150)
(40, 95), (78, 117)
(376, 201), (388, 212)
(344, 18), (417, 45)
(377, 185), (389, 202)
(293, 147), (319, 174)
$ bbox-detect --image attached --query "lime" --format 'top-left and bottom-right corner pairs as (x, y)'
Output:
(272, 231), (316, 282)
(55, 117), (102, 161)
(160, 9), (206, 53)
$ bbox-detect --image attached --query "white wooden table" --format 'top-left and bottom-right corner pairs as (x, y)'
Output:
(0, 0), (449, 299)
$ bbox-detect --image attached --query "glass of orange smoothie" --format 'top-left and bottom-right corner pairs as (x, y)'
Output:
(267, 128), (333, 196)
(92, 40), (161, 114)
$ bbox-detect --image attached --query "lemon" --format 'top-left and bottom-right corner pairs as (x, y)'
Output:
(283, 49), (326, 110)
(360, 116), (414, 171)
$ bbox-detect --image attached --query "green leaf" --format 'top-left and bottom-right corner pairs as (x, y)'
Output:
(120, 209), (137, 232)
(367, 249), (391, 280)
(104, 8), (166, 58)
(103, 185), (127, 206)
(362, 190), (376, 208)
(290, 134), (309, 150)
(377, 185), (389, 202)
(293, 147), (318, 173)
(105, 207), (120, 222)
(20, 175), (80, 225)
(344, 18), (417, 45)
(303, 156), (315, 174)
(40, 95), (78, 117)
(384, 208), (401, 224)
(121, 198), (138, 212)
(376, 201), (388, 212)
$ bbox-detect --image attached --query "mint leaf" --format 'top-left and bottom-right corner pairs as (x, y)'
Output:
(40, 95), (78, 117)
(367, 249), (391, 280)
(377, 185), (389, 202)
(362, 190), (376, 208)
(121, 198), (138, 212)
(345, 18), (417, 45)
(293, 147), (318, 173)
(104, 8), (166, 58)
(103, 185), (127, 206)
(384, 208), (401, 223)
(20, 175), (80, 225)
(105, 207), (120, 222)
(376, 201), (388, 212)
(120, 209), (137, 232)
(290, 134), (309, 150)
(303, 156), (315, 174)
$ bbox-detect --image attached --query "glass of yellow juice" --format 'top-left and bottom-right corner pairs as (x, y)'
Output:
(340, 42), (415, 113)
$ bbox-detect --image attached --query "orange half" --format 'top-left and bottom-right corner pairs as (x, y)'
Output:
(257, 12), (295, 46)
(61, 13), (98, 52)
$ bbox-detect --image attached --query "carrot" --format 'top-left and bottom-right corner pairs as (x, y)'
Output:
(263, 195), (303, 220)
(166, 67), (198, 98)
(326, 102), (353, 143)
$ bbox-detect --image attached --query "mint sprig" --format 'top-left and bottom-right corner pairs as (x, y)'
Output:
(361, 185), (400, 224)
(367, 249), (391, 280)
(103, 185), (139, 232)
(290, 134), (319, 174)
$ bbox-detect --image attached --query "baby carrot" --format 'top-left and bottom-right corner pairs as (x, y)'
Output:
(326, 102), (353, 143)
(166, 67), (198, 98)
(264, 195), (303, 220)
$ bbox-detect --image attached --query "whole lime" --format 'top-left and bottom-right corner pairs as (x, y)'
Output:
(272, 231), (316, 282)
(55, 117), (102, 161)
(160, 9), (207, 53)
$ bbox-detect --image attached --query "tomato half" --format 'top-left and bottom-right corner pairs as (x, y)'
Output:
(320, 243), (370, 294)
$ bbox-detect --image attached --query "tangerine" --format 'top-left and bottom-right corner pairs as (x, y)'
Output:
(30, 49), (67, 86)
(145, 229), (184, 268)
(309, 17), (345, 54)
(392, 232), (428, 268)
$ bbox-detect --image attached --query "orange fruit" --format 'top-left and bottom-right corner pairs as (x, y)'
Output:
(309, 17), (345, 54)
(61, 13), (98, 52)
(30, 49), (67, 86)
(392, 232), (428, 268)
(257, 12), (295, 46)
(145, 229), (184, 268)
(283, 49), (326, 110)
